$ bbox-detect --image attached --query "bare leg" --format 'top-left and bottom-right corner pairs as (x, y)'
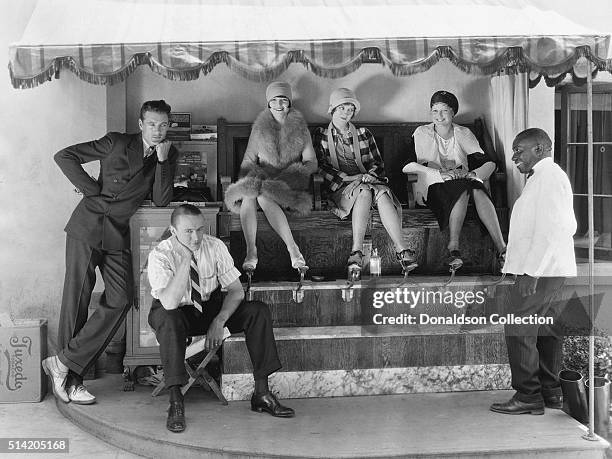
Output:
(448, 191), (469, 251)
(351, 190), (372, 252)
(257, 196), (304, 266)
(377, 193), (406, 252)
(240, 197), (259, 267)
(473, 189), (506, 252)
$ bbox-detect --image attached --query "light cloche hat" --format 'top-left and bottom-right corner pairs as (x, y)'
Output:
(328, 87), (361, 115)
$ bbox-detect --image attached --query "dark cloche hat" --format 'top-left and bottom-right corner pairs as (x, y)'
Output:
(430, 90), (459, 115)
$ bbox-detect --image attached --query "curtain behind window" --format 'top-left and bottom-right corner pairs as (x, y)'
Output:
(568, 93), (612, 247)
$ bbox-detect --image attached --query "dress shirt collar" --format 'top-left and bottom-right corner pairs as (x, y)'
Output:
(142, 138), (156, 158)
(529, 156), (553, 177)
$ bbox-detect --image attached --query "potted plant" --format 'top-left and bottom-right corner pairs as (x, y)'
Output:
(561, 330), (612, 435)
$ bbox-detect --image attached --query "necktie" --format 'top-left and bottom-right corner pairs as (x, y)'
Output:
(190, 254), (203, 312)
(145, 145), (156, 158)
(526, 169), (535, 179)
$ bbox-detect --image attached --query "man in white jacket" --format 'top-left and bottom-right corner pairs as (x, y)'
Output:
(490, 128), (577, 415)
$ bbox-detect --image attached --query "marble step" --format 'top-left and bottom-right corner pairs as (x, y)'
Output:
(221, 324), (509, 400)
(245, 275), (513, 328)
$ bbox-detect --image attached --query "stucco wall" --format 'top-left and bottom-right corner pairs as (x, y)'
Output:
(125, 59), (493, 130)
(1, 1), (107, 349)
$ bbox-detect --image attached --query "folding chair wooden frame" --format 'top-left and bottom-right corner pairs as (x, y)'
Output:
(151, 335), (228, 405)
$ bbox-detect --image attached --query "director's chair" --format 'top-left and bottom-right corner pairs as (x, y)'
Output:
(151, 334), (228, 405)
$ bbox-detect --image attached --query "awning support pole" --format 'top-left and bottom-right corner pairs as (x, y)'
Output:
(581, 58), (597, 442)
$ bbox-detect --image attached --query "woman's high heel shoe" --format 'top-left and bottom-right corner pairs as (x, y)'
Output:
(444, 249), (463, 286)
(242, 253), (258, 301)
(347, 250), (364, 282)
(242, 255), (258, 272)
(446, 249), (463, 271)
(288, 246), (308, 303)
(288, 245), (308, 271)
(396, 248), (418, 275)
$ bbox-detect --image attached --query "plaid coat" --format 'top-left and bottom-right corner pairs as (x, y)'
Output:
(312, 125), (387, 192)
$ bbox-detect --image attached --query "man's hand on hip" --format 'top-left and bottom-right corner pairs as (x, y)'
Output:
(517, 275), (538, 297)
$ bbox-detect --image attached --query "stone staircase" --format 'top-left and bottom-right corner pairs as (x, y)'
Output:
(220, 276), (513, 401)
(217, 200), (512, 401)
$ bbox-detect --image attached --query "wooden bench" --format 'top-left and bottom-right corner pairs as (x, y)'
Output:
(216, 118), (507, 279)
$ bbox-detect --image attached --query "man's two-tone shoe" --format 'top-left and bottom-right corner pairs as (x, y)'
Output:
(251, 391), (295, 418)
(490, 397), (545, 415)
(41, 356), (69, 403)
(67, 384), (96, 405)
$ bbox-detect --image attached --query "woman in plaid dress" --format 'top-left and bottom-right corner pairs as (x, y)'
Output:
(312, 88), (417, 278)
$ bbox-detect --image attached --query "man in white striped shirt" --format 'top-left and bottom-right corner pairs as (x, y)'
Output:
(148, 204), (294, 432)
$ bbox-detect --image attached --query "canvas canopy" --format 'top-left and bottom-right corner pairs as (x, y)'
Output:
(8, 0), (612, 89)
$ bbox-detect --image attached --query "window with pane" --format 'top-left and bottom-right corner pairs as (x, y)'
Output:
(555, 86), (612, 261)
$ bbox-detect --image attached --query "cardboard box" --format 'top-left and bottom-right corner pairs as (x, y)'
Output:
(0, 319), (47, 403)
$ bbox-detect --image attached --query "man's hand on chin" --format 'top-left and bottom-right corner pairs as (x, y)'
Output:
(205, 317), (225, 351)
(156, 139), (172, 162)
(172, 236), (193, 260)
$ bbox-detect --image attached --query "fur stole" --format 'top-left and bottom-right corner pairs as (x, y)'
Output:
(224, 108), (315, 215)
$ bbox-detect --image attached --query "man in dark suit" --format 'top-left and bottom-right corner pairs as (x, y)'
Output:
(42, 100), (178, 404)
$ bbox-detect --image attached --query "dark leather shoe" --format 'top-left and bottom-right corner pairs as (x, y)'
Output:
(490, 398), (544, 415)
(544, 394), (563, 409)
(166, 401), (186, 432)
(251, 391), (295, 418)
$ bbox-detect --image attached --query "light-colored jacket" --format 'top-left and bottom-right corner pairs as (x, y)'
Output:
(403, 123), (492, 205)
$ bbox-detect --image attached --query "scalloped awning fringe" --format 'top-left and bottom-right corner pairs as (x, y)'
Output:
(9, 36), (612, 89)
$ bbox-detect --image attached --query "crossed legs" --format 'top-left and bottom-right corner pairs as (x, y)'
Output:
(44, 236), (131, 404)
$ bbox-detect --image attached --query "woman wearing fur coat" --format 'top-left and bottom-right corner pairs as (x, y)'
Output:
(224, 81), (317, 274)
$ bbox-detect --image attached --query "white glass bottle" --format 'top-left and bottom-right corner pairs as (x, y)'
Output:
(370, 248), (381, 276)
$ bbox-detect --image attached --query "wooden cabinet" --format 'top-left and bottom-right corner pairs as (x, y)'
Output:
(123, 205), (220, 369)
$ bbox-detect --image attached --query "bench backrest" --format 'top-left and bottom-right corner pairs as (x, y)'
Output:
(217, 118), (498, 205)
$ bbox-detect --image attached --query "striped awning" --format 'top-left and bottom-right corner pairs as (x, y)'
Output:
(8, 1), (612, 89)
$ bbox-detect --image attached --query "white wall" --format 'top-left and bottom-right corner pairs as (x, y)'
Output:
(125, 59), (493, 130)
(1, 1), (107, 348)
